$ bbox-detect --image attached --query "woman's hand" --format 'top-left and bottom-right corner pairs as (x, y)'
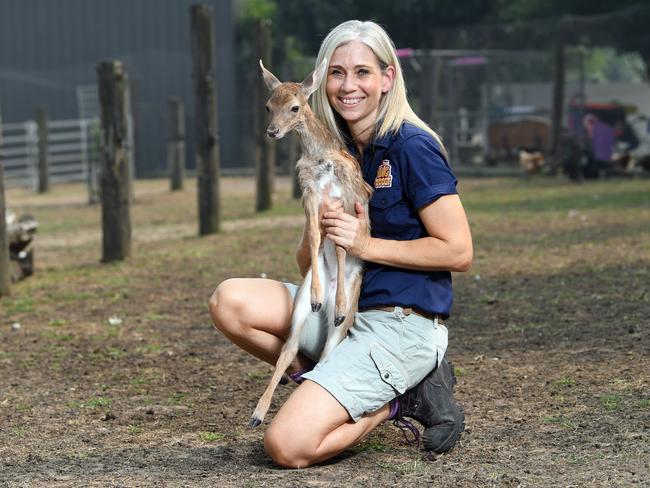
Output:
(322, 202), (371, 258)
(318, 192), (343, 239)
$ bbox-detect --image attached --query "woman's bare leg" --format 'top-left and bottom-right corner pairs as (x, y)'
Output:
(210, 277), (385, 467)
(208, 277), (314, 372)
(264, 380), (390, 468)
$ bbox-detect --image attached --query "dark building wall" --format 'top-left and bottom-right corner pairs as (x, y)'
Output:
(0, 0), (239, 176)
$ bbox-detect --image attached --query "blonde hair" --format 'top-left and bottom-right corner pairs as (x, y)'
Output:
(312, 20), (445, 152)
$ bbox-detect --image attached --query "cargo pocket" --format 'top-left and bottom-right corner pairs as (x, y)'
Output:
(370, 343), (409, 395)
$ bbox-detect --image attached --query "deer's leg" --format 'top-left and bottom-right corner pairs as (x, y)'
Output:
(333, 246), (347, 327)
(320, 268), (362, 361)
(251, 272), (313, 427)
(304, 193), (323, 312)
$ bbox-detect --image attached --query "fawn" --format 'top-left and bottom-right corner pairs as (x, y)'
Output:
(250, 58), (373, 427)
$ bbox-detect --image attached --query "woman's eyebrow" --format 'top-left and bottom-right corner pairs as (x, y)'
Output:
(328, 64), (373, 70)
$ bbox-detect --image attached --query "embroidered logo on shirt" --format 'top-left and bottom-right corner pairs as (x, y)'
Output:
(374, 160), (393, 189)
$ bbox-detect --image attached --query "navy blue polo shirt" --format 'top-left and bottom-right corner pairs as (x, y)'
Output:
(353, 123), (458, 318)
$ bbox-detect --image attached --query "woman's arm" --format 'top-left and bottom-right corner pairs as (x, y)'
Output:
(322, 194), (473, 272)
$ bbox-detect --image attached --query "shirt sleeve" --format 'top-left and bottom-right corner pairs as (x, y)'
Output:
(399, 135), (458, 210)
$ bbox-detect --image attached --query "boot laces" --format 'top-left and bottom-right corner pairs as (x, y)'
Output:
(392, 417), (420, 445)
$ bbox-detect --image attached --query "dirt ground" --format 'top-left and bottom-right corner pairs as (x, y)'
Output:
(1, 176), (648, 487)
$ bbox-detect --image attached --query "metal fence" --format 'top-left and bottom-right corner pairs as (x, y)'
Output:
(1, 117), (100, 190)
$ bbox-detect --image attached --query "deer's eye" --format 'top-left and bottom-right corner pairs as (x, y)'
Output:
(291, 106), (299, 113)
(265, 106), (270, 112)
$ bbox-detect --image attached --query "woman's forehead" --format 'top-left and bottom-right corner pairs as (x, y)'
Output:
(330, 40), (379, 68)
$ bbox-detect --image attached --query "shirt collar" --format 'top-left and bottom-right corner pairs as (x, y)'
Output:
(371, 130), (393, 149)
(344, 129), (394, 155)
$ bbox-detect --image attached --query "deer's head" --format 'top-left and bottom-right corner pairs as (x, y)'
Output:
(259, 58), (328, 140)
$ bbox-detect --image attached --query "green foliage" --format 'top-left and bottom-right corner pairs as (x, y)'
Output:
(580, 47), (646, 83)
(240, 0), (276, 21)
(496, 0), (649, 22)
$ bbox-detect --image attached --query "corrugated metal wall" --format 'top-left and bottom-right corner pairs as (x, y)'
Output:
(0, 0), (239, 176)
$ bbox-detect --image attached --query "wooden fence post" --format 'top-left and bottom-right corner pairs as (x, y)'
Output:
(190, 4), (220, 235)
(550, 24), (566, 171)
(97, 60), (132, 262)
(35, 106), (49, 193)
(0, 109), (11, 295)
(168, 96), (185, 191)
(254, 19), (275, 212)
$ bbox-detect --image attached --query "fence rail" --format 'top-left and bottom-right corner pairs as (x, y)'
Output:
(0, 117), (99, 190)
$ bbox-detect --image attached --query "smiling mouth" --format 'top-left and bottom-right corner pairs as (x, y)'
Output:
(340, 97), (365, 106)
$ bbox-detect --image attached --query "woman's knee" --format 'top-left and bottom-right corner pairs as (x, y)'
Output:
(264, 424), (315, 469)
(208, 278), (246, 335)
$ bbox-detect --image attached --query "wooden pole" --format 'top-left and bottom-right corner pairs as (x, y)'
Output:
(0, 122), (11, 295)
(167, 97), (186, 191)
(254, 19), (274, 212)
(35, 106), (49, 193)
(96, 60), (132, 262)
(190, 4), (220, 235)
(550, 25), (566, 170)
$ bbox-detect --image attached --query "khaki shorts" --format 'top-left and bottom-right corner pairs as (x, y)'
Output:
(284, 283), (448, 422)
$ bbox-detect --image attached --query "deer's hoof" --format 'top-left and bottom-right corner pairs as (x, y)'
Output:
(311, 302), (322, 312)
(249, 417), (262, 428)
(334, 315), (345, 327)
(279, 374), (289, 385)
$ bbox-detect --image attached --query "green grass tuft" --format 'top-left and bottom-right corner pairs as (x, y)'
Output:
(599, 394), (622, 411)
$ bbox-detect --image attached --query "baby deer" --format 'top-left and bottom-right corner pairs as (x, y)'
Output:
(250, 58), (373, 427)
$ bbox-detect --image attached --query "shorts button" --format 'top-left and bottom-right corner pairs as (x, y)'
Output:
(383, 372), (390, 379)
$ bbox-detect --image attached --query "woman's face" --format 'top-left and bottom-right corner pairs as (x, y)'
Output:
(326, 41), (394, 137)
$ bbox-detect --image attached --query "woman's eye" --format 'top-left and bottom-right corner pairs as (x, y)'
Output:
(291, 106), (299, 113)
(358, 68), (369, 76)
(329, 69), (343, 77)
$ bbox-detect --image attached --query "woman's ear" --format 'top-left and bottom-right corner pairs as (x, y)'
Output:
(382, 65), (396, 94)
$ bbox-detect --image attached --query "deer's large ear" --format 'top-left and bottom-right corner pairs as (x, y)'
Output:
(260, 60), (281, 90)
(300, 57), (328, 98)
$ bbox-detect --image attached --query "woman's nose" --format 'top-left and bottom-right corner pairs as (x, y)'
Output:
(341, 74), (355, 92)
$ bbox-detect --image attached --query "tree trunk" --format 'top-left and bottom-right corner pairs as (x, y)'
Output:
(97, 61), (132, 263)
(254, 19), (274, 212)
(550, 25), (566, 171)
(35, 106), (49, 193)
(167, 96), (185, 191)
(191, 4), (220, 234)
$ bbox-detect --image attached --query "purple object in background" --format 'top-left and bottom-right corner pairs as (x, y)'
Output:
(591, 119), (616, 161)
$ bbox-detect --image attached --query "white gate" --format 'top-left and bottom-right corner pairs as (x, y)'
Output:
(0, 117), (100, 189)
(1, 121), (38, 188)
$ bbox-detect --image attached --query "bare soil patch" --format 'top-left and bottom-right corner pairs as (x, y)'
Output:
(1, 176), (648, 487)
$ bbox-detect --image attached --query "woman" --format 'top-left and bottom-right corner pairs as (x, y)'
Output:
(209, 20), (472, 468)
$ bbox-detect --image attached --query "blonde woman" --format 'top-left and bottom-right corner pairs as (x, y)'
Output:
(209, 20), (472, 468)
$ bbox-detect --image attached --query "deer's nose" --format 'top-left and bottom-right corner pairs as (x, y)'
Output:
(267, 127), (279, 139)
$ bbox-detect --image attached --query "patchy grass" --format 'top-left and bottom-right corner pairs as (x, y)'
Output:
(599, 394), (622, 411)
(81, 397), (112, 409)
(198, 431), (225, 443)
